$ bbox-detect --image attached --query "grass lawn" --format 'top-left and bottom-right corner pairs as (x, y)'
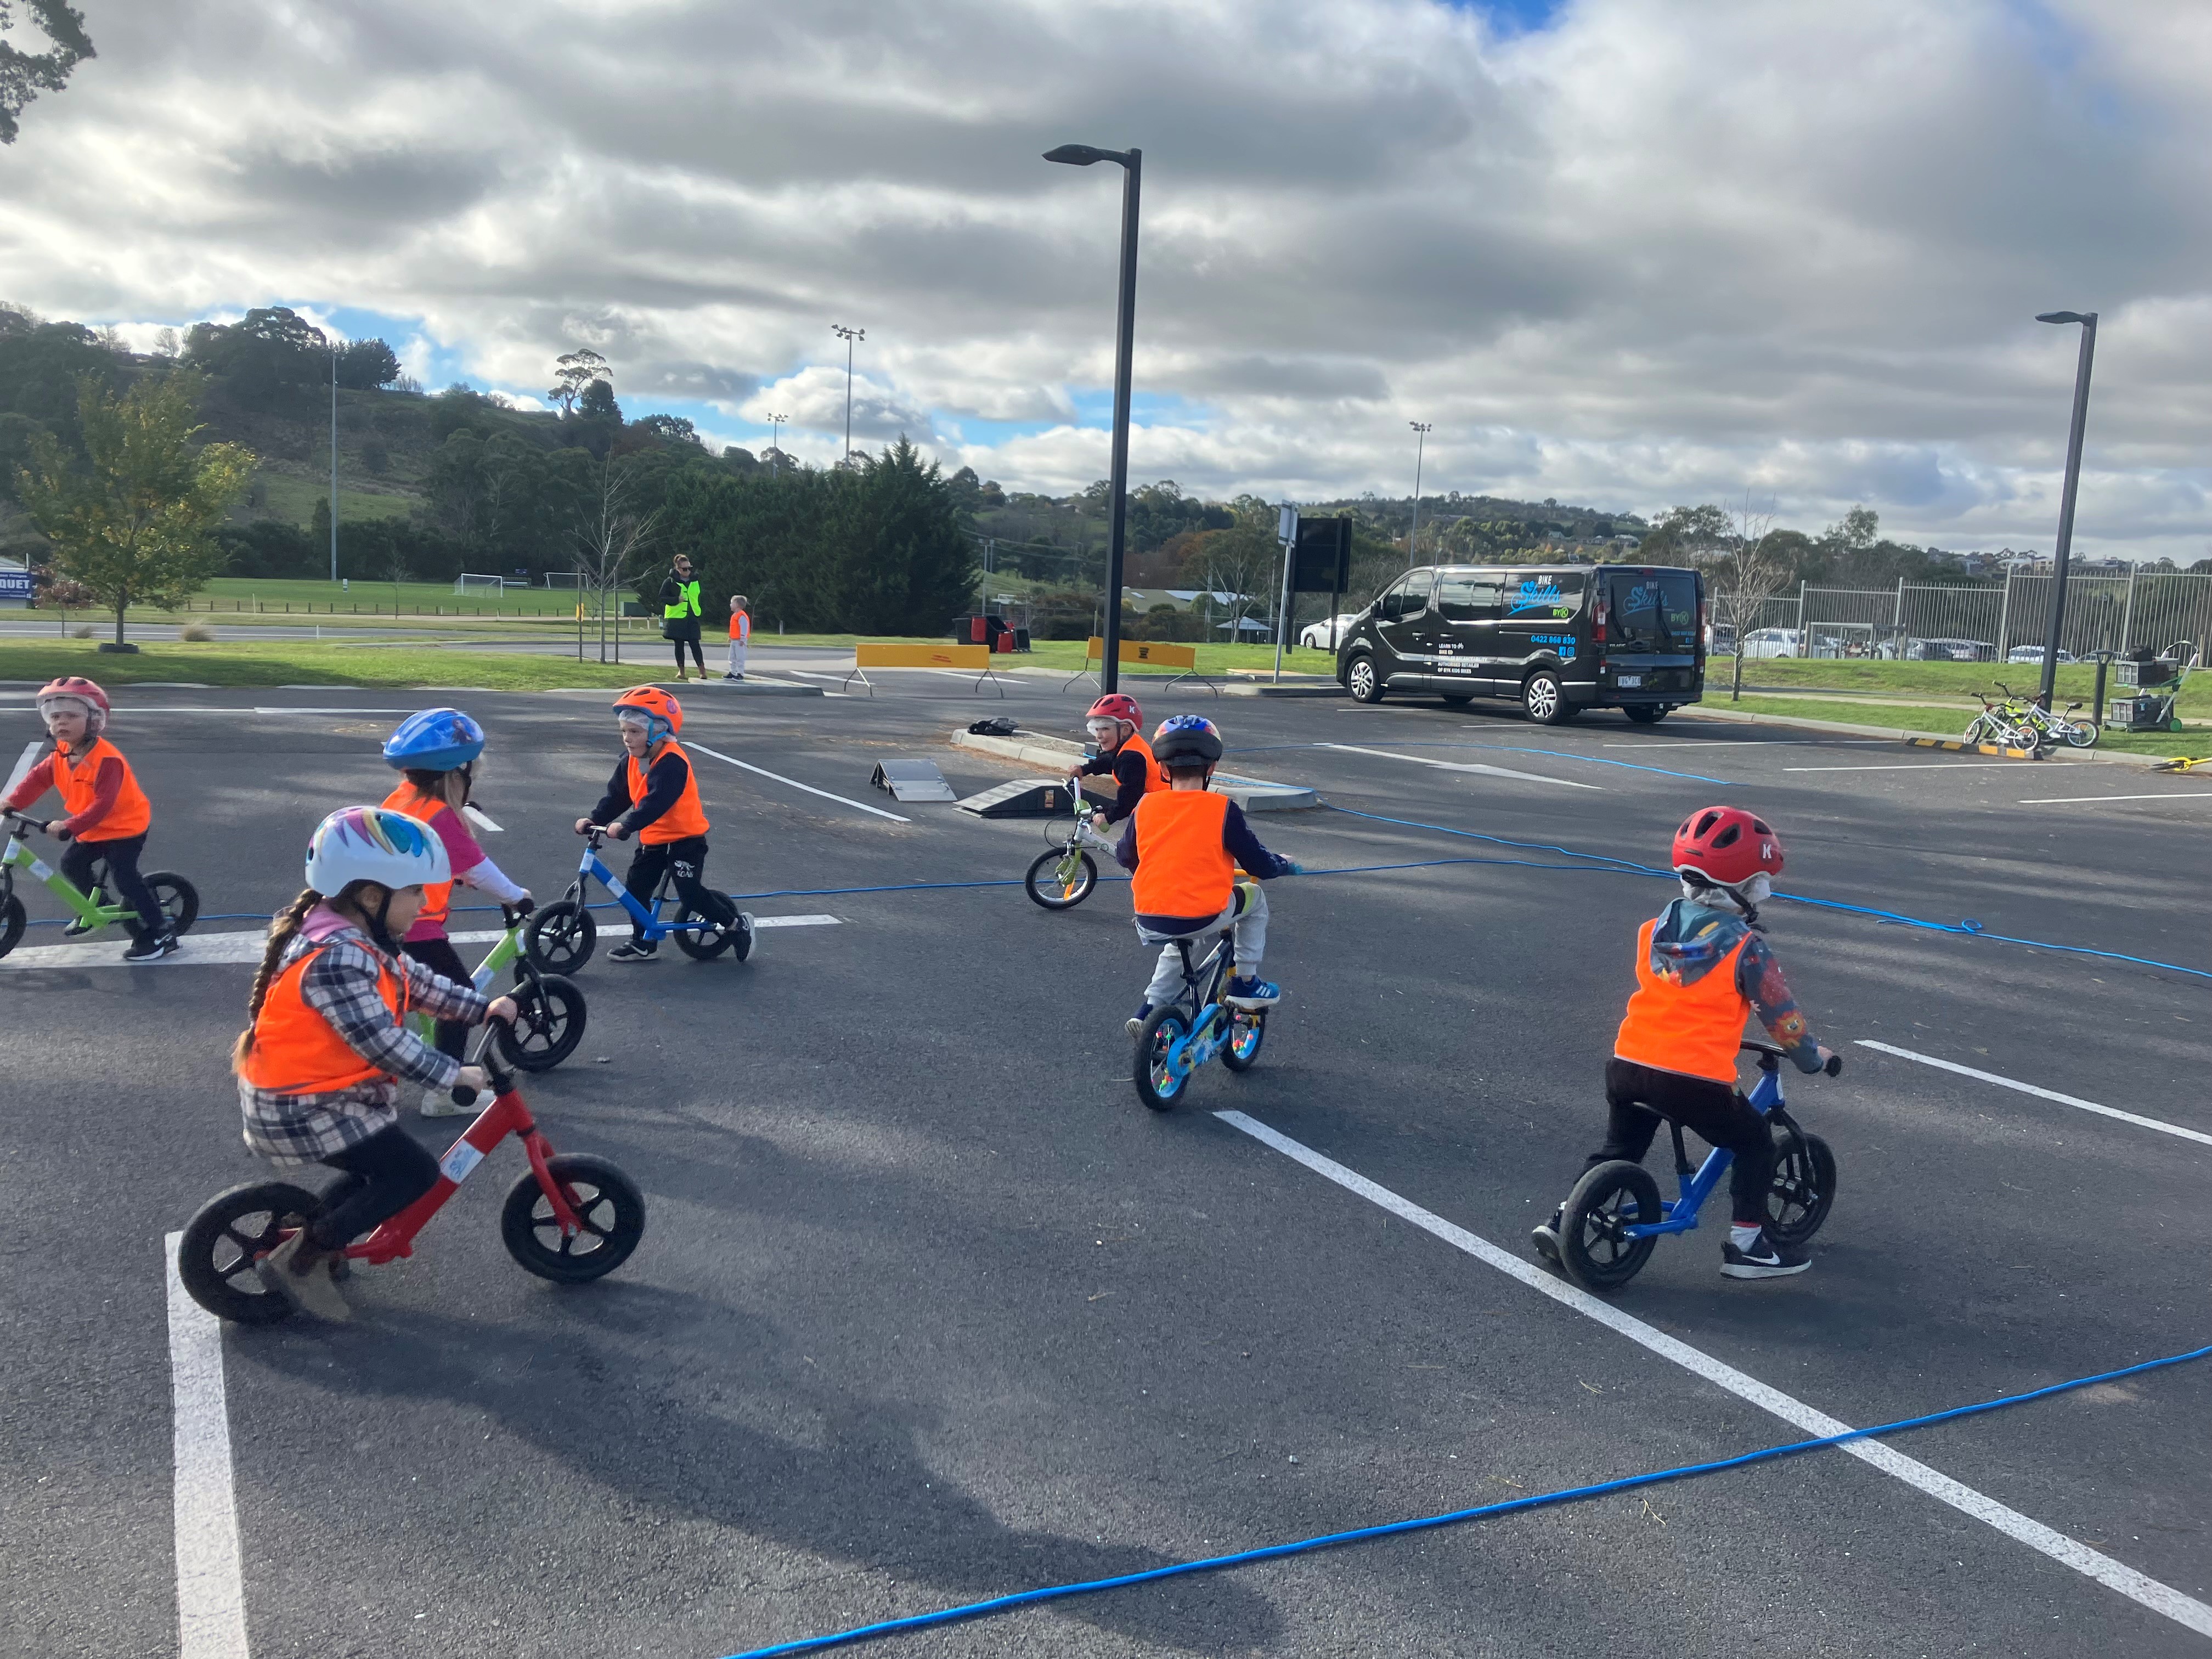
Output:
(185, 576), (599, 617)
(0, 638), (652, 691)
(255, 474), (419, 528)
(1702, 694), (2211, 760)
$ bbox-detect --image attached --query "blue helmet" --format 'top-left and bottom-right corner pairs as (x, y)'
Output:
(382, 708), (485, 773)
(1152, 714), (1223, 766)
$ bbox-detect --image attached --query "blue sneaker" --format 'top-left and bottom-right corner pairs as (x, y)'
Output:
(1223, 976), (1280, 1009)
(1126, 1002), (1152, 1038)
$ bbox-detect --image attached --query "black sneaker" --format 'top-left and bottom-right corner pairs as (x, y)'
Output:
(1530, 1207), (1564, 1266)
(1721, 1229), (1810, 1279)
(608, 942), (658, 963)
(123, 930), (179, 962)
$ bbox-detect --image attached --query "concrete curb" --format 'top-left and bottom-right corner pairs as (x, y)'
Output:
(1677, 704), (2166, 767)
(949, 728), (1319, 811)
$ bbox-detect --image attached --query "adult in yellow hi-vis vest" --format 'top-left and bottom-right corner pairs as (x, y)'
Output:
(659, 554), (706, 680)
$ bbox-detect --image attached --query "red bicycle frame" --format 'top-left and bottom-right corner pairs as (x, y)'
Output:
(345, 1081), (584, 1267)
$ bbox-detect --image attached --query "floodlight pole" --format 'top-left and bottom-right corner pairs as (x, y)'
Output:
(766, 413), (787, 477)
(832, 325), (864, 459)
(1407, 422), (1431, 567)
(1044, 142), (1141, 692)
(2034, 311), (2098, 709)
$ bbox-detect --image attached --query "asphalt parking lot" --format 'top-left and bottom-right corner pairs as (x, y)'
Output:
(5, 657), (2210, 1658)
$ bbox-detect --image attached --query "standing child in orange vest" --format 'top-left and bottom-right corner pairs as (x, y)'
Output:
(3, 676), (174, 960)
(574, 686), (744, 963)
(234, 806), (517, 1320)
(724, 595), (750, 681)
(1532, 806), (1836, 1281)
(1116, 715), (1299, 1035)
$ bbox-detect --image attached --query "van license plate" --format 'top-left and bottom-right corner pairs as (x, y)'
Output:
(1617, 675), (1642, 689)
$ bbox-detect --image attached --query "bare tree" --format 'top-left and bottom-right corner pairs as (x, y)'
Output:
(1712, 492), (1786, 701)
(1198, 526), (1281, 646)
(571, 455), (659, 664)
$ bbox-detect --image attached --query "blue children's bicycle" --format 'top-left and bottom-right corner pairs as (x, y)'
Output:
(521, 826), (753, 975)
(1553, 1039), (1840, 1291)
(1132, 896), (1269, 1111)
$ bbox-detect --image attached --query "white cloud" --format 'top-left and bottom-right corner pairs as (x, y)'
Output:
(4, 0), (2210, 556)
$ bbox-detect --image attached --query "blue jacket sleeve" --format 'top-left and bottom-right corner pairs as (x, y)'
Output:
(588, 758), (631, 828)
(1221, 802), (1294, 878)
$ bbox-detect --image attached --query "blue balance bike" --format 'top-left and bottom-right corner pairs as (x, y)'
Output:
(521, 825), (753, 974)
(1553, 1040), (1840, 1291)
(1132, 892), (1269, 1111)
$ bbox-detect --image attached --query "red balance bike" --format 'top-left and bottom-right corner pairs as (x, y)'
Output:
(177, 1031), (645, 1324)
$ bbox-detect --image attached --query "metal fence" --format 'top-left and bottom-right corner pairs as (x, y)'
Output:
(1720, 571), (2212, 663)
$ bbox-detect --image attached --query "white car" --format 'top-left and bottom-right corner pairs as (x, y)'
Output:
(1737, 627), (1804, 659)
(2007, 645), (2077, 664)
(1300, 612), (1366, 650)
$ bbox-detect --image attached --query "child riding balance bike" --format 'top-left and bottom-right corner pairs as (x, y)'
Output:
(1532, 805), (1838, 1283)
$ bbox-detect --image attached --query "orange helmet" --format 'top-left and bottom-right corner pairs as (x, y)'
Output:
(612, 685), (683, 741)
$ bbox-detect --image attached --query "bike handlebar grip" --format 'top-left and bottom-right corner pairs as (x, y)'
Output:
(1825, 1053), (1844, 1078)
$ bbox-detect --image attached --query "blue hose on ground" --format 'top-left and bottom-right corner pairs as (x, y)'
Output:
(718, 1342), (2212, 1657)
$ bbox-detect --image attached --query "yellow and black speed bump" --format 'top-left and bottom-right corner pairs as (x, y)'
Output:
(1904, 736), (2042, 760)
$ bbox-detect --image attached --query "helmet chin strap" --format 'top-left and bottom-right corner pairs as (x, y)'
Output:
(363, 884), (403, 954)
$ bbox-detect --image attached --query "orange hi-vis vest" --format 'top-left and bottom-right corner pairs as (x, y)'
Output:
(380, 784), (454, 932)
(1130, 789), (1234, 919)
(1613, 916), (1751, 1085)
(627, 740), (709, 844)
(236, 940), (409, 1094)
(729, 609), (750, 642)
(54, 737), (150, 840)
(1121, 732), (1167, 796)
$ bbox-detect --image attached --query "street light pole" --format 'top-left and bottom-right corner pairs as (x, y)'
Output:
(2033, 311), (2098, 710)
(831, 325), (864, 460)
(765, 413), (787, 477)
(329, 335), (340, 583)
(1406, 422), (1431, 567)
(1044, 141), (1142, 693)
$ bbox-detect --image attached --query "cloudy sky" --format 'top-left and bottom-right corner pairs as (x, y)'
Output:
(3, 0), (2208, 557)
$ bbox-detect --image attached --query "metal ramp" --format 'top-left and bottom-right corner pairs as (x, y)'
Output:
(955, 777), (1087, 819)
(869, 759), (958, 803)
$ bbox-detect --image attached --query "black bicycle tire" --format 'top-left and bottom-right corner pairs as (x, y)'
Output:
(1765, 1131), (1837, 1248)
(1219, 1007), (1266, 1072)
(143, 871), (200, 937)
(498, 974), (588, 1071)
(1133, 1005), (1193, 1111)
(500, 1154), (646, 1283)
(1024, 847), (1097, 910)
(177, 1181), (325, 1324)
(0, 892), (22, 960)
(669, 906), (735, 960)
(523, 900), (596, 974)
(1559, 1161), (1662, 1292)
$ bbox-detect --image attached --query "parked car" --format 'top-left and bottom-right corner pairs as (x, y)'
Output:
(1333, 563), (1706, 724)
(1907, 637), (1997, 662)
(1739, 627), (1805, 659)
(1298, 611), (1367, 650)
(2006, 645), (2078, 664)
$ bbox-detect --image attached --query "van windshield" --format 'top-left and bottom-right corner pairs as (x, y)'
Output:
(1607, 572), (1699, 652)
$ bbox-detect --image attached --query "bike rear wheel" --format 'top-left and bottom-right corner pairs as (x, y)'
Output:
(1220, 1007), (1266, 1071)
(177, 1181), (324, 1324)
(1025, 845), (1097, 909)
(1134, 1005), (1193, 1111)
(501, 1154), (646, 1282)
(2063, 721), (2098, 748)
(669, 906), (735, 960)
(1765, 1131), (1836, 1248)
(498, 973), (588, 1071)
(1560, 1161), (1662, 1291)
(523, 900), (596, 974)
(0, 891), (22, 960)
(141, 872), (200, 937)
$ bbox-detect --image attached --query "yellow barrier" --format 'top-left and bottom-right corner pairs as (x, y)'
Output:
(845, 641), (1005, 697)
(1084, 636), (1197, 669)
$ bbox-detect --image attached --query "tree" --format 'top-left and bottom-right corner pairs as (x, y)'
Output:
(15, 370), (254, 646)
(548, 348), (610, 416)
(1638, 503), (1733, 565)
(571, 454), (659, 663)
(633, 412), (702, 448)
(820, 437), (977, 635)
(183, 307), (329, 404)
(334, 337), (402, 390)
(1190, 524), (1280, 644)
(1711, 495), (1789, 702)
(0, 0), (92, 144)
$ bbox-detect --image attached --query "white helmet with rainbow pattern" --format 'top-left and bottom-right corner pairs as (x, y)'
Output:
(304, 805), (450, 895)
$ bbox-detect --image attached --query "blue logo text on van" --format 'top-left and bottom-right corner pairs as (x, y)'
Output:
(1508, 579), (1565, 616)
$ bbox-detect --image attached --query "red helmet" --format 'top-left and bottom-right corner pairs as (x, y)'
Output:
(36, 676), (110, 736)
(612, 685), (683, 739)
(1086, 693), (1143, 729)
(1672, 805), (1784, 885)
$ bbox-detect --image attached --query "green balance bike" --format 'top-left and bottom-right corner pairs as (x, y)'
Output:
(0, 808), (199, 960)
(409, 904), (589, 1072)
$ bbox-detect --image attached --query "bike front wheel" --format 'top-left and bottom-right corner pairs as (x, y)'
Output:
(498, 973), (588, 1071)
(1134, 1005), (1193, 1111)
(1560, 1161), (1662, 1292)
(523, 900), (596, 974)
(1219, 1007), (1266, 1071)
(176, 1181), (324, 1324)
(0, 891), (22, 960)
(501, 1154), (646, 1283)
(1025, 846), (1097, 910)
(1765, 1131), (1836, 1248)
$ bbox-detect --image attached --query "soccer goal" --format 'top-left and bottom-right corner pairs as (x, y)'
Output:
(454, 573), (507, 596)
(539, 572), (583, 589)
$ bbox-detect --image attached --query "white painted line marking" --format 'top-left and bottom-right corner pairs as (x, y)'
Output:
(6, 738), (40, 797)
(1783, 763), (2011, 772)
(165, 1230), (250, 1659)
(0, 918), (838, 971)
(1321, 742), (1602, 791)
(2017, 791), (2212, 805)
(1214, 1110), (2212, 1638)
(687, 742), (910, 822)
(750, 913), (841, 928)
(1855, 1041), (2212, 1149)
(461, 804), (504, 833)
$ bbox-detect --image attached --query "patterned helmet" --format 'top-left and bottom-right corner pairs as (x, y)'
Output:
(613, 685), (683, 742)
(382, 707), (485, 772)
(36, 675), (109, 737)
(1151, 714), (1223, 767)
(305, 805), (451, 895)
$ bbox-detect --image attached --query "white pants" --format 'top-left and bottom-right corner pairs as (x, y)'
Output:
(1136, 883), (1268, 1006)
(726, 637), (747, 677)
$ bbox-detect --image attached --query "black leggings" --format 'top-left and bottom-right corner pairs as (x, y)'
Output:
(670, 633), (705, 673)
(309, 1125), (440, 1250)
(63, 833), (165, 936)
(399, 937), (473, 1060)
(1594, 1058), (1775, 1226)
(623, 834), (735, 944)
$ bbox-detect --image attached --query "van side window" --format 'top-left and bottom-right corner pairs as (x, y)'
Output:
(1380, 572), (1432, 621)
(1435, 573), (1500, 622)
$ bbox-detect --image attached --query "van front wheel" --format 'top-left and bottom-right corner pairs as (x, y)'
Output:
(1523, 671), (1575, 724)
(1347, 654), (1385, 704)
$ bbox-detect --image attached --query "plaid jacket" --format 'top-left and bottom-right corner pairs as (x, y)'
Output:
(237, 908), (489, 1165)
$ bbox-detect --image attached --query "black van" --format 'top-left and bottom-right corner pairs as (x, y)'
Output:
(1334, 563), (1706, 724)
